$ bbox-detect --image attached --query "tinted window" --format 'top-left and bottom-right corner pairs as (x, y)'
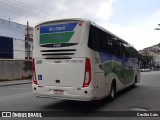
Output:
(88, 25), (138, 58)
(122, 43), (138, 58)
(88, 25), (105, 51)
(0, 36), (13, 59)
(88, 25), (121, 55)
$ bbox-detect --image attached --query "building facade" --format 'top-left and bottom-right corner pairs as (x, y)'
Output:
(139, 45), (160, 68)
(0, 19), (33, 59)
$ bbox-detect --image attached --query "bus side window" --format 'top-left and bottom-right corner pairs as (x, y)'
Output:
(101, 35), (113, 54)
(112, 40), (121, 56)
(122, 43), (130, 57)
(122, 43), (138, 58)
(129, 47), (139, 58)
(101, 35), (121, 56)
(88, 25), (101, 51)
(101, 36), (109, 52)
(119, 42), (126, 57)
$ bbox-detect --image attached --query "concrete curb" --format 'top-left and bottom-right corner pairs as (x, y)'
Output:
(0, 80), (32, 87)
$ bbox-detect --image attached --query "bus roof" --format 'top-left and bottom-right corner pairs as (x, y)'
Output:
(36, 18), (135, 49)
(35, 18), (90, 27)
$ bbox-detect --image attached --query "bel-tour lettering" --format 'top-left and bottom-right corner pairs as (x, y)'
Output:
(49, 26), (65, 32)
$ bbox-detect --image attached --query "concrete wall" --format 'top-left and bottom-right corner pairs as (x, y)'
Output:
(0, 60), (32, 81)
(13, 39), (25, 59)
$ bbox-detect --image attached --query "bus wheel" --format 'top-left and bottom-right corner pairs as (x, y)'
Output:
(108, 82), (116, 102)
(132, 76), (137, 87)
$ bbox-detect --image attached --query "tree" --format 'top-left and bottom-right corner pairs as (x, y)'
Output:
(139, 55), (154, 69)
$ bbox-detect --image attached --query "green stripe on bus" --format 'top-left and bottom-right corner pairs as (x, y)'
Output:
(102, 61), (134, 85)
(40, 32), (74, 44)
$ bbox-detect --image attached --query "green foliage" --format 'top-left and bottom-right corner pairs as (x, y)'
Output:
(139, 55), (154, 68)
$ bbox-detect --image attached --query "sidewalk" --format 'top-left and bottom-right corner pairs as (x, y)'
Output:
(0, 79), (32, 87)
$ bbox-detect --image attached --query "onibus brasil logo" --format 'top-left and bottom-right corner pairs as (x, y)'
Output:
(1, 112), (42, 118)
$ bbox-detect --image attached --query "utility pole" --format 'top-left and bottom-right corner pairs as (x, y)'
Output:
(26, 21), (33, 59)
(26, 21), (29, 59)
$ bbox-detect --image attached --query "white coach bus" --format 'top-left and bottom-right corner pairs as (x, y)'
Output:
(32, 18), (140, 101)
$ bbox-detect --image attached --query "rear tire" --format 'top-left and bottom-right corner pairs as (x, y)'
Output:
(108, 82), (116, 102)
(132, 76), (137, 87)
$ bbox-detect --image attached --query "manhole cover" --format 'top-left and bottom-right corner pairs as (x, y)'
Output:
(128, 107), (149, 111)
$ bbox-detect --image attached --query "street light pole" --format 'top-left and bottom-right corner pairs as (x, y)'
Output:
(26, 21), (29, 60)
(154, 24), (160, 69)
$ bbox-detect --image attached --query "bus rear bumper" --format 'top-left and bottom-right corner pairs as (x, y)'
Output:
(32, 84), (97, 101)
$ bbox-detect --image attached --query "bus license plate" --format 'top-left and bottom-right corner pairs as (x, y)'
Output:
(53, 89), (64, 95)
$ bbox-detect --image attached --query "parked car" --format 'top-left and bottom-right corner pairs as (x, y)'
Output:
(140, 68), (151, 72)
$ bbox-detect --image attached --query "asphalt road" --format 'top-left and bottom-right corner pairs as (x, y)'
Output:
(0, 71), (160, 120)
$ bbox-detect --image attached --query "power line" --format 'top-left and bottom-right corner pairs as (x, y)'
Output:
(0, 0), (62, 19)
(0, 4), (57, 20)
(0, 5), (44, 19)
(4, 0), (52, 17)
(2, 0), (61, 18)
(0, 6), (29, 17)
(0, 0), (58, 19)
(0, 2), (42, 18)
(9, 0), (55, 16)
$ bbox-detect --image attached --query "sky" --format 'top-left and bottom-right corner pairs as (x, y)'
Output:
(0, 0), (160, 50)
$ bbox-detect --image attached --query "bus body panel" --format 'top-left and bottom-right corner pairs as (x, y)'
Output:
(33, 19), (99, 101)
(32, 18), (140, 101)
(32, 84), (97, 101)
(35, 58), (86, 88)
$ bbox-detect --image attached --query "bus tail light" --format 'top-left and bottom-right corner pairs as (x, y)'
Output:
(83, 58), (91, 87)
(32, 59), (37, 85)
